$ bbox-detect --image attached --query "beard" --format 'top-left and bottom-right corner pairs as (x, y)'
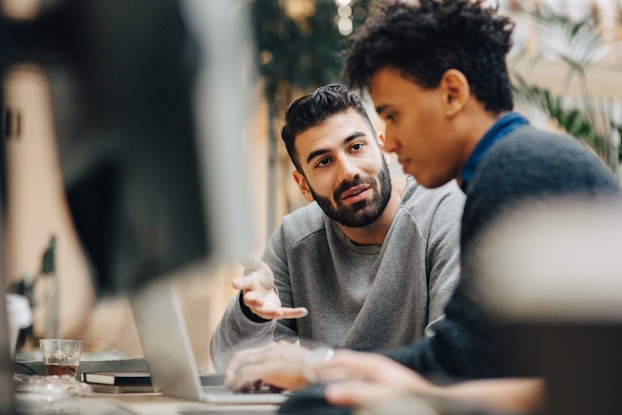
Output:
(308, 159), (393, 228)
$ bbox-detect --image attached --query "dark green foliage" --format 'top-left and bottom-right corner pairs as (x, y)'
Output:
(513, 74), (602, 152)
(250, 0), (374, 101)
(251, 0), (341, 100)
(249, 0), (375, 228)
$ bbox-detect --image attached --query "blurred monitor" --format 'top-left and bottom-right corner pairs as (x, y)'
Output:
(0, 0), (253, 411)
(0, 0), (253, 295)
(474, 197), (622, 415)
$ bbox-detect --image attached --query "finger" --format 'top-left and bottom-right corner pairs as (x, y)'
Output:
(252, 306), (284, 320)
(280, 307), (308, 319)
(226, 343), (309, 391)
(241, 291), (265, 308)
(232, 274), (259, 291)
(242, 295), (285, 321)
(229, 357), (308, 392)
(225, 348), (256, 386)
(227, 360), (275, 391)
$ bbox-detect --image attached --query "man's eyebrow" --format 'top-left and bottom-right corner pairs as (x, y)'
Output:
(306, 148), (328, 165)
(305, 131), (367, 165)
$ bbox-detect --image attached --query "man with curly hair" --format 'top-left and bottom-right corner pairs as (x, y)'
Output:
(225, 1), (620, 412)
(339, 0), (617, 378)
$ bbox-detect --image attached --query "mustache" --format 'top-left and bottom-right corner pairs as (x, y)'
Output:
(333, 176), (376, 201)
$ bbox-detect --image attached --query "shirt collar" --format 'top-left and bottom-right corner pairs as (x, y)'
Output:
(459, 111), (529, 191)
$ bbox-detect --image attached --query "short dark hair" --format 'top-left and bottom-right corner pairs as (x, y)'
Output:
(281, 84), (377, 172)
(344, 0), (515, 114)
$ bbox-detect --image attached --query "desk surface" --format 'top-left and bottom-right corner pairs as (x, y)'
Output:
(92, 394), (279, 414)
(17, 392), (279, 415)
(12, 359), (279, 415)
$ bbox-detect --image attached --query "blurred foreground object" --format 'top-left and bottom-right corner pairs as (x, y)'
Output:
(0, 0), (254, 412)
(5, 294), (32, 357)
(474, 197), (622, 415)
(1, 0), (252, 295)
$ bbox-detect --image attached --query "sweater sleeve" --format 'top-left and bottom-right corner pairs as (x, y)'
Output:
(209, 223), (300, 372)
(261, 224), (299, 341)
(208, 291), (277, 372)
(422, 183), (464, 336)
(374, 278), (512, 380)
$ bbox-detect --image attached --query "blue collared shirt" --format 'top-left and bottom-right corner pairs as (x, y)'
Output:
(459, 111), (529, 191)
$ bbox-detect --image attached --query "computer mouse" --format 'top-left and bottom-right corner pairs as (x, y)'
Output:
(278, 383), (352, 415)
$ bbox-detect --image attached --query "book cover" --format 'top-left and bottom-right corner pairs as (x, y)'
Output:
(80, 371), (225, 386)
(81, 371), (151, 386)
(87, 383), (156, 394)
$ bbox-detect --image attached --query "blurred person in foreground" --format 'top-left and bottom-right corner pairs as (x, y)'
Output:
(225, 0), (621, 413)
(209, 84), (464, 371)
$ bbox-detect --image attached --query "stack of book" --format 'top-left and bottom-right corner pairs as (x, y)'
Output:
(81, 371), (155, 394)
(81, 371), (226, 394)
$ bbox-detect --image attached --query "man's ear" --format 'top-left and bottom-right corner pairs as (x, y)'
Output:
(377, 131), (386, 148)
(293, 170), (315, 203)
(377, 132), (391, 164)
(441, 69), (470, 117)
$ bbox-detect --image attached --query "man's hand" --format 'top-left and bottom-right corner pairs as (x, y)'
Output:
(225, 341), (311, 392)
(234, 259), (308, 320)
(310, 350), (434, 407)
(312, 351), (544, 414)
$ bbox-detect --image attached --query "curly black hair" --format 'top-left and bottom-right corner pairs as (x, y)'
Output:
(344, 0), (515, 114)
(281, 84), (377, 172)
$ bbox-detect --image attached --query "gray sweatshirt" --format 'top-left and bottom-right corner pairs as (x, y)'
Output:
(210, 177), (464, 371)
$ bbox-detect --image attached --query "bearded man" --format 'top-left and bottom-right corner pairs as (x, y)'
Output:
(210, 84), (464, 372)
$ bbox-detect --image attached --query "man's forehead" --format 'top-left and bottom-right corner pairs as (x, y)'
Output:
(297, 111), (372, 146)
(369, 67), (408, 96)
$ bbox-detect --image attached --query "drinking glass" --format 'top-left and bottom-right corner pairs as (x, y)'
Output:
(40, 339), (83, 377)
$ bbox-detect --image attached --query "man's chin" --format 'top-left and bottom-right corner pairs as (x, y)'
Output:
(412, 172), (450, 189)
(336, 209), (381, 228)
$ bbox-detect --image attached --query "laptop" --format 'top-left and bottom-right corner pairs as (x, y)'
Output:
(129, 280), (288, 404)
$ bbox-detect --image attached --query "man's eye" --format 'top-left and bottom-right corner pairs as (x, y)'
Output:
(316, 158), (330, 167)
(351, 143), (364, 151)
(384, 113), (396, 122)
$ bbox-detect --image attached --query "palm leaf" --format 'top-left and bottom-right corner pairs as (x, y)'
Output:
(512, 73), (621, 165)
(521, 6), (606, 88)
(512, 5), (622, 177)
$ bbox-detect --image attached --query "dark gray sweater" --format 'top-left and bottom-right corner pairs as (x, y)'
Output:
(378, 125), (621, 380)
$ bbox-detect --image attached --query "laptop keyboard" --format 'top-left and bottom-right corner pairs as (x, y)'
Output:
(181, 411), (275, 415)
(202, 385), (283, 395)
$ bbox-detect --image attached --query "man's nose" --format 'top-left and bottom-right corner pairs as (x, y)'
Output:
(336, 155), (360, 182)
(382, 128), (399, 153)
